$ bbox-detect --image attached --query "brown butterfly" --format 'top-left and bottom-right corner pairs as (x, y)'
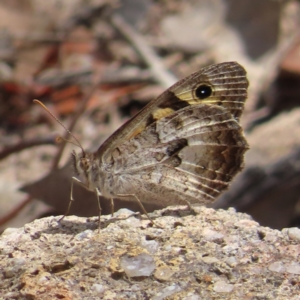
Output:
(60, 61), (249, 227)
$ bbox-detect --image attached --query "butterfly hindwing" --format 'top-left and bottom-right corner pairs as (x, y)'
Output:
(110, 102), (248, 204)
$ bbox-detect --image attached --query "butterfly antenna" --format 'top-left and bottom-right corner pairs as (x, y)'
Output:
(33, 99), (85, 155)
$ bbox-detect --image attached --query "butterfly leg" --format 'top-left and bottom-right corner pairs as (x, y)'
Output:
(168, 197), (197, 216)
(185, 204), (198, 217)
(58, 176), (80, 223)
(182, 200), (197, 215)
(116, 193), (161, 227)
(59, 177), (103, 231)
(110, 198), (114, 217)
(95, 188), (102, 232)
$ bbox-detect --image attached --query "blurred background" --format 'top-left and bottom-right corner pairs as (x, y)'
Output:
(0, 0), (300, 232)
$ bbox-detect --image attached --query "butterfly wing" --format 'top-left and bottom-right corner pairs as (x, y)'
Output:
(97, 62), (248, 204)
(98, 61), (248, 161)
(109, 103), (248, 204)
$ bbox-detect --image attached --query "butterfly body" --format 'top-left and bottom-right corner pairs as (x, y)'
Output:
(72, 62), (249, 212)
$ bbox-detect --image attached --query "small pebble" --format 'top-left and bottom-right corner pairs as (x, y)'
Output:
(286, 228), (300, 242)
(286, 262), (300, 275)
(268, 261), (286, 273)
(152, 284), (182, 300)
(213, 281), (234, 293)
(92, 284), (106, 294)
(120, 253), (155, 277)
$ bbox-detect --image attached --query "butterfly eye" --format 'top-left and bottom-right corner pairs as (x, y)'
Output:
(195, 84), (212, 99)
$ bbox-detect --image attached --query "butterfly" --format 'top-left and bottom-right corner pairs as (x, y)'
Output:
(55, 61), (248, 228)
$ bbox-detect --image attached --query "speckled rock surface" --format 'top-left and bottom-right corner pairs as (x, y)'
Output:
(1, 207), (300, 299)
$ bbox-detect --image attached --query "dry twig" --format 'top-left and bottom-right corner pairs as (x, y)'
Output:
(110, 14), (177, 89)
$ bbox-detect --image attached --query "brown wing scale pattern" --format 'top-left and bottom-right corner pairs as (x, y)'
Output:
(111, 103), (248, 205)
(98, 62), (247, 160)
(73, 62), (249, 210)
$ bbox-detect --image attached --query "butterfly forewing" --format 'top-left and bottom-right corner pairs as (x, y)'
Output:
(171, 61), (248, 120)
(98, 62), (248, 161)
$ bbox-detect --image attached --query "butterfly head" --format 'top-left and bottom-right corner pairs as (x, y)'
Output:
(32, 100), (100, 192)
(72, 150), (96, 191)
